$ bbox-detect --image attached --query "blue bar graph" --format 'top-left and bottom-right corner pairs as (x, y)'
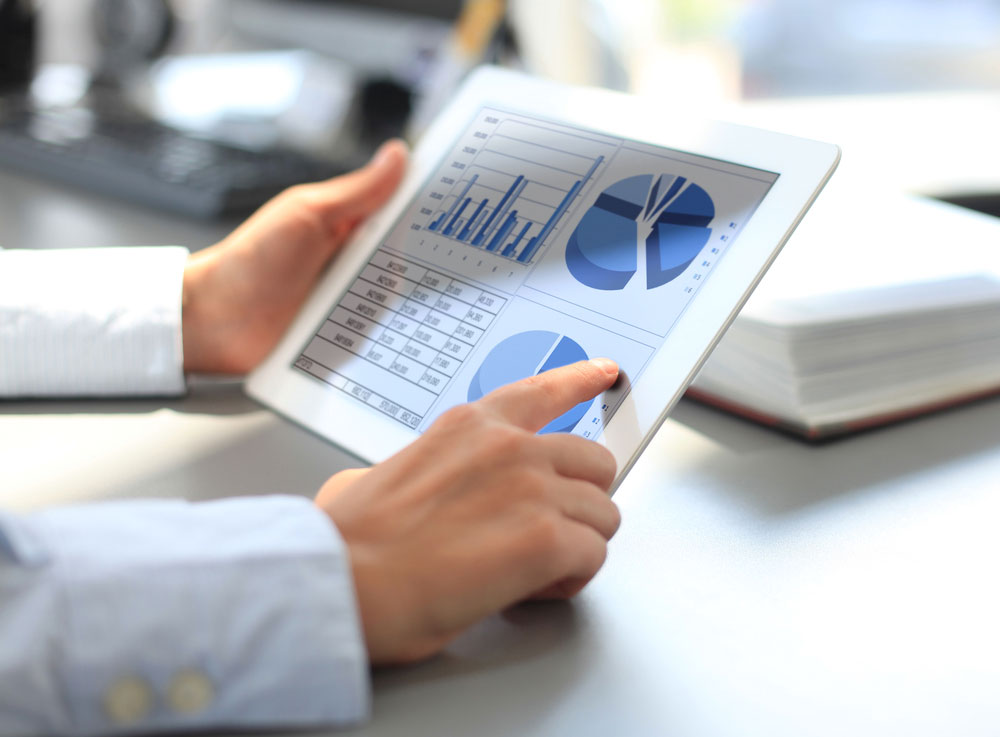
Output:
(443, 197), (472, 236)
(487, 211), (518, 252)
(472, 175), (524, 246)
(429, 174), (478, 232)
(516, 154), (604, 264)
(465, 207), (489, 241)
(505, 221), (533, 256)
(427, 153), (604, 264)
(517, 180), (581, 263)
(480, 177), (527, 246)
(458, 198), (489, 241)
(581, 155), (604, 188)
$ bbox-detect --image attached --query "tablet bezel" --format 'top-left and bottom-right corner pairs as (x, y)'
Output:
(246, 66), (839, 488)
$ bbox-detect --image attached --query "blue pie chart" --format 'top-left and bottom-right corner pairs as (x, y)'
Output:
(467, 330), (592, 434)
(565, 174), (714, 290)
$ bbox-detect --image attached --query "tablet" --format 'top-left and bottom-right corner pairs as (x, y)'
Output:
(246, 66), (839, 488)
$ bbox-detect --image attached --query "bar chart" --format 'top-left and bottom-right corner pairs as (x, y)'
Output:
(424, 116), (616, 265)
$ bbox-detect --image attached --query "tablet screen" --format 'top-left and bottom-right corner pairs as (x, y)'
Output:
(292, 107), (778, 438)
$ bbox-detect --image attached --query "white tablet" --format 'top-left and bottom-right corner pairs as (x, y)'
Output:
(247, 66), (839, 488)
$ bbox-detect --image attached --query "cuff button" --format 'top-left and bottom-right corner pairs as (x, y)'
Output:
(167, 669), (215, 715)
(104, 675), (154, 726)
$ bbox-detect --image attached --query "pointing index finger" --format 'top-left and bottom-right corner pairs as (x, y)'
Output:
(479, 358), (619, 432)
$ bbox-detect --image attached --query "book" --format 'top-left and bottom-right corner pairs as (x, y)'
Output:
(689, 187), (1000, 439)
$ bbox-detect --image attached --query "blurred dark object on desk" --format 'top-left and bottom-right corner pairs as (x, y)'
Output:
(358, 77), (412, 144)
(0, 0), (37, 91)
(0, 0), (473, 219)
(936, 193), (1000, 220)
(0, 88), (361, 219)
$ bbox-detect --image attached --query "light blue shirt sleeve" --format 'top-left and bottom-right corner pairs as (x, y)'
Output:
(1, 248), (371, 733)
(0, 495), (371, 736)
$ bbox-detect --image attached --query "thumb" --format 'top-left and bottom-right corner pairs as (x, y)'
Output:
(316, 467), (372, 509)
(305, 139), (409, 230)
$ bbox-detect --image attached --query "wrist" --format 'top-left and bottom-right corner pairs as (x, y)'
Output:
(181, 250), (218, 373)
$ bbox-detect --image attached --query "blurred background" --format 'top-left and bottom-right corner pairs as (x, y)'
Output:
(0, 0), (998, 219)
(27, 0), (1000, 97)
(2, 0), (1000, 442)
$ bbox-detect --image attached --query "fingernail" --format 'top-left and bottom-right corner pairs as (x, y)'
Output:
(590, 357), (619, 376)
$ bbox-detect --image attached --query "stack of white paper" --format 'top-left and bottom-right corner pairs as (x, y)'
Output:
(691, 186), (1000, 437)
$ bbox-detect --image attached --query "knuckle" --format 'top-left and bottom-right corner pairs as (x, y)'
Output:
(293, 181), (348, 218)
(606, 500), (622, 536)
(552, 436), (617, 489)
(569, 359), (596, 382)
(525, 513), (563, 558)
(522, 372), (564, 405)
(593, 445), (618, 489)
(484, 424), (531, 459)
(283, 183), (315, 207)
(511, 467), (549, 500)
(438, 401), (485, 429)
(279, 185), (329, 235)
(561, 359), (599, 388)
(583, 538), (609, 573)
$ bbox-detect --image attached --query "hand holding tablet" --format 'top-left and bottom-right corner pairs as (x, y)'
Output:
(315, 358), (621, 664)
(248, 66), (839, 490)
(181, 140), (408, 374)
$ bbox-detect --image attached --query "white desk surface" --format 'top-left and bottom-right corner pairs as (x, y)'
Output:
(2, 92), (1000, 734)
(3, 380), (1000, 737)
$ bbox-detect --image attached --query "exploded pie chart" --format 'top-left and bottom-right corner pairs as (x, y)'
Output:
(566, 174), (715, 290)
(468, 330), (592, 434)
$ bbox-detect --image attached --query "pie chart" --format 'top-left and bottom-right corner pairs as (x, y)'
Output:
(467, 330), (592, 434)
(565, 174), (714, 290)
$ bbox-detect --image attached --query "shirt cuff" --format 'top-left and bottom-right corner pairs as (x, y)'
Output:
(0, 496), (370, 736)
(0, 247), (188, 397)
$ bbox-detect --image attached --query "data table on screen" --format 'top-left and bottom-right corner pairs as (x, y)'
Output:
(295, 251), (507, 429)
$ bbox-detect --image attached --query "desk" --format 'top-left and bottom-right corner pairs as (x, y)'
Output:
(3, 128), (1000, 735)
(3, 382), (1000, 736)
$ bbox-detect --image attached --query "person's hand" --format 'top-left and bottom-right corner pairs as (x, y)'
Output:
(316, 358), (621, 665)
(181, 140), (408, 374)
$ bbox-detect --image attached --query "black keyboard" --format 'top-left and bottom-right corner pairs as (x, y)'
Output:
(0, 92), (364, 218)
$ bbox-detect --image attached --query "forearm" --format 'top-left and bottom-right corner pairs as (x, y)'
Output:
(0, 496), (369, 736)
